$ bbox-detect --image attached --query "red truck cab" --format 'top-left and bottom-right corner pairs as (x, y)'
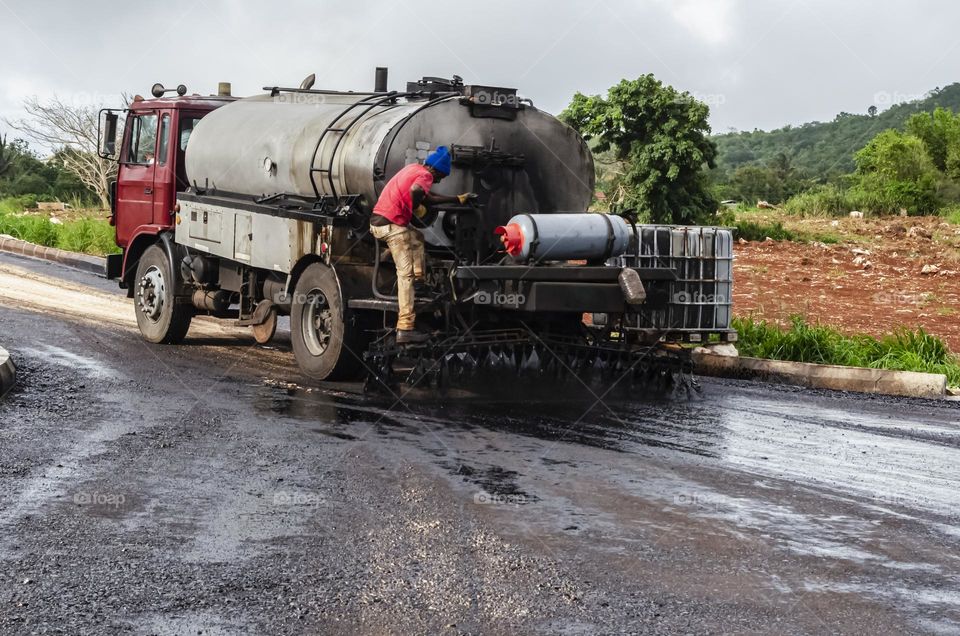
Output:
(104, 93), (234, 291)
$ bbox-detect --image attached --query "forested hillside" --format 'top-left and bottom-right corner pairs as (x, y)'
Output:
(712, 83), (960, 183)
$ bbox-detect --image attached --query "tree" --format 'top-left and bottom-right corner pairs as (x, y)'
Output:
(856, 130), (937, 181)
(868, 105), (878, 118)
(852, 130), (940, 214)
(904, 108), (960, 171)
(3, 96), (117, 208)
(0, 134), (11, 178)
(560, 75), (718, 224)
(731, 165), (780, 203)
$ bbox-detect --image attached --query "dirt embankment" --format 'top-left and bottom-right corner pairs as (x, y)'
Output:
(734, 215), (960, 350)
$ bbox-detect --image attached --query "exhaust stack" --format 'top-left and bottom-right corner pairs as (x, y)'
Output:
(375, 67), (388, 92)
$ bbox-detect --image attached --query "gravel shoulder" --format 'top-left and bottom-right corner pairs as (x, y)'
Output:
(735, 215), (960, 349)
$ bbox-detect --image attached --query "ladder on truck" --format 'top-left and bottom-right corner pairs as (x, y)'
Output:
(308, 93), (404, 200)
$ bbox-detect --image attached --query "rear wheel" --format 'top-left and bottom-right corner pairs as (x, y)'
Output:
(134, 244), (192, 344)
(290, 262), (367, 381)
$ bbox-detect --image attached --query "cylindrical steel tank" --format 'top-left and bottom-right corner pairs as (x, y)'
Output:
(184, 89), (594, 246)
(495, 213), (633, 261)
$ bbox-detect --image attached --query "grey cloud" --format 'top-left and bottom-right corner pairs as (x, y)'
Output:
(1, 0), (958, 143)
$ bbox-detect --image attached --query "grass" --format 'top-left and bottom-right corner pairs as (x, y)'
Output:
(732, 219), (796, 242)
(716, 208), (841, 244)
(0, 197), (118, 256)
(941, 205), (960, 225)
(733, 315), (960, 387)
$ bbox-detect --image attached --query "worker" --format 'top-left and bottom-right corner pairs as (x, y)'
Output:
(369, 145), (476, 344)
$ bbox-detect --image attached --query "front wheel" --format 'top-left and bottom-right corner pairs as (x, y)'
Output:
(290, 262), (367, 381)
(134, 244), (192, 344)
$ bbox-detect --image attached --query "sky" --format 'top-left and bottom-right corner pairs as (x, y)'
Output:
(1, 0), (958, 140)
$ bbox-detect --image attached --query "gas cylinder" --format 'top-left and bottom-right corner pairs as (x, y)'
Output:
(494, 213), (633, 261)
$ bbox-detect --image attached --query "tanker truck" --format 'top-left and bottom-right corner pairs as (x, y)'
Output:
(98, 71), (735, 389)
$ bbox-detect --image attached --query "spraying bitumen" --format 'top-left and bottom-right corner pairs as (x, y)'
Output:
(0, 250), (958, 634)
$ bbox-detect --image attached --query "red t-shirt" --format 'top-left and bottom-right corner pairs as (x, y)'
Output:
(372, 163), (434, 226)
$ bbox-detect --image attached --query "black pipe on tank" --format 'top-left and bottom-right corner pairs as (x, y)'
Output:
(375, 67), (388, 92)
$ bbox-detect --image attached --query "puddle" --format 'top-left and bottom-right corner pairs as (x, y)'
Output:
(436, 459), (539, 502)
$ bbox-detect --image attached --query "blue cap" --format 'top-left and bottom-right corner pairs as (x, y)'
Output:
(424, 146), (451, 175)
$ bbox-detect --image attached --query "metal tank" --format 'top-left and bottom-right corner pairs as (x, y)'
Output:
(184, 81), (595, 246)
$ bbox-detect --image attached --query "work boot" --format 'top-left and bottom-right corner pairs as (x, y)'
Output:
(396, 328), (431, 345)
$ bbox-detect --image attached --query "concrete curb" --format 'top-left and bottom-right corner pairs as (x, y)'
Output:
(0, 346), (16, 398)
(694, 352), (947, 399)
(0, 236), (106, 276)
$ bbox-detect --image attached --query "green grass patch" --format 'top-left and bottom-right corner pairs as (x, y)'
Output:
(733, 315), (960, 386)
(733, 316), (960, 386)
(941, 205), (960, 225)
(732, 219), (796, 242)
(0, 195), (38, 215)
(0, 209), (119, 256)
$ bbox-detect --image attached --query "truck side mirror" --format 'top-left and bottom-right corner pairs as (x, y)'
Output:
(101, 112), (118, 157)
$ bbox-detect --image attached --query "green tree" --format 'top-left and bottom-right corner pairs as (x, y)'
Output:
(712, 83), (960, 186)
(560, 75), (718, 223)
(855, 130), (937, 181)
(0, 134), (11, 178)
(905, 107), (960, 172)
(0, 137), (97, 204)
(852, 130), (940, 214)
(731, 165), (780, 203)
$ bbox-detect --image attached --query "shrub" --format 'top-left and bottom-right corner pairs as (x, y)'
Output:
(782, 184), (852, 217)
(733, 219), (796, 242)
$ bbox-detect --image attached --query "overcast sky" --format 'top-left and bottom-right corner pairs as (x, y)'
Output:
(2, 0), (958, 140)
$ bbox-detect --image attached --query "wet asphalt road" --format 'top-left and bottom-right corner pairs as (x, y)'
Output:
(0, 251), (959, 635)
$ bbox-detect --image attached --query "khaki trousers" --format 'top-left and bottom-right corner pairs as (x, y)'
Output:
(370, 222), (425, 330)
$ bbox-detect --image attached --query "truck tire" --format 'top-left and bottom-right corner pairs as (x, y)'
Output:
(291, 262), (366, 381)
(134, 244), (193, 344)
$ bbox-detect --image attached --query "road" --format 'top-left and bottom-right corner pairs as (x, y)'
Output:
(0, 250), (958, 635)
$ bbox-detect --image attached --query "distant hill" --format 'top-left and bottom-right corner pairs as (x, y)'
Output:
(712, 83), (960, 182)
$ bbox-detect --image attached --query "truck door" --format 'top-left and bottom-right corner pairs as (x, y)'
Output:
(152, 113), (174, 225)
(115, 111), (158, 246)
